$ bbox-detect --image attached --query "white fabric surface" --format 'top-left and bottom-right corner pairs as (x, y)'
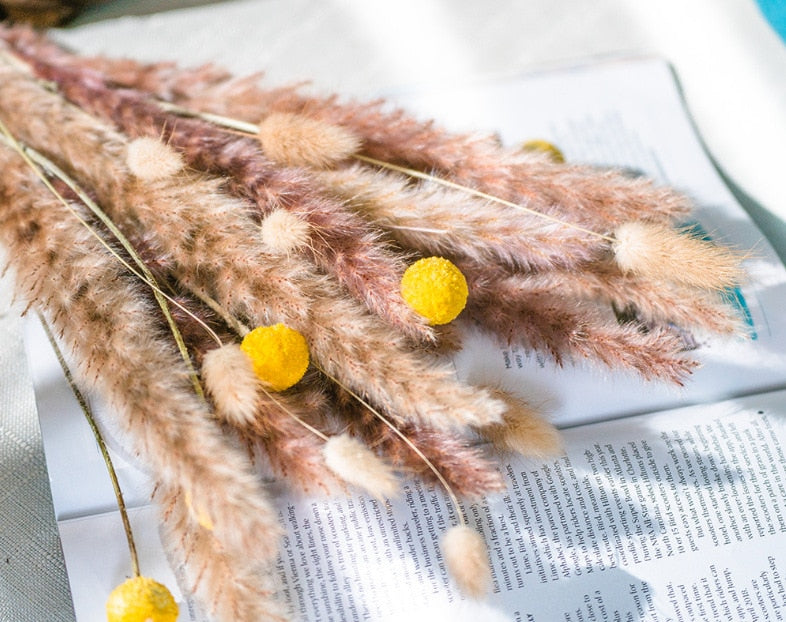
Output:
(1, 1), (784, 619)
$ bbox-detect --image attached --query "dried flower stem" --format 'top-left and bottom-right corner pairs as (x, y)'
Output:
(39, 314), (141, 578)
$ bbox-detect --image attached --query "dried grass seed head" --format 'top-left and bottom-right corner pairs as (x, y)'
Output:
(201, 343), (260, 427)
(257, 112), (361, 168)
(260, 209), (312, 255)
(442, 524), (492, 598)
(126, 136), (184, 181)
(323, 433), (398, 500)
(613, 221), (744, 290)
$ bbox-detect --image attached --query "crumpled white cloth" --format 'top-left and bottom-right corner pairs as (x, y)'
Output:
(0, 260), (74, 621)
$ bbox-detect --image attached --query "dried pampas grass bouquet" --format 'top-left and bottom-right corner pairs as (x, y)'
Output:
(0, 25), (746, 622)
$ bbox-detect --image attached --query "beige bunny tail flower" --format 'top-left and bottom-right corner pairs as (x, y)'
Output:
(201, 343), (260, 427)
(323, 433), (399, 500)
(126, 136), (184, 181)
(613, 222), (744, 290)
(257, 112), (361, 169)
(442, 524), (492, 598)
(477, 388), (563, 459)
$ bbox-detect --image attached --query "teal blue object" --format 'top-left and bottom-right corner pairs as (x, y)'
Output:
(756, 0), (786, 43)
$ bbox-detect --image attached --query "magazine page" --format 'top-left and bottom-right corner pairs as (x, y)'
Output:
(272, 388), (786, 621)
(392, 56), (786, 427)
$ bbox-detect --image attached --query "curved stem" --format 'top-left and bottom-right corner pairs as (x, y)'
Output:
(40, 316), (141, 577)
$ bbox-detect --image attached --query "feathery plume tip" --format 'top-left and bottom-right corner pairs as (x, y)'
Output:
(442, 524), (491, 598)
(257, 112), (361, 168)
(126, 136), (185, 181)
(260, 209), (312, 255)
(201, 343), (260, 427)
(323, 433), (399, 500)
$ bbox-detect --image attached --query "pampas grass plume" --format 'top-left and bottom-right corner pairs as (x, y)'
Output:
(613, 222), (743, 290)
(260, 209), (312, 255)
(442, 525), (491, 598)
(323, 433), (398, 500)
(126, 136), (184, 180)
(201, 343), (260, 427)
(257, 112), (361, 168)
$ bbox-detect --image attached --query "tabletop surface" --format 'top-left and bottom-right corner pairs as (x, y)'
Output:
(1, 1), (785, 619)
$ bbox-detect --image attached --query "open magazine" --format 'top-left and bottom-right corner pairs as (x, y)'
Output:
(25, 56), (786, 620)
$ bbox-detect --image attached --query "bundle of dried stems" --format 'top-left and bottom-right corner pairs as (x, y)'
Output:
(0, 25), (747, 622)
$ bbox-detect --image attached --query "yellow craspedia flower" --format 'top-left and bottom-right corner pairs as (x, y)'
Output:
(106, 576), (178, 622)
(521, 139), (565, 163)
(401, 257), (468, 325)
(240, 323), (310, 391)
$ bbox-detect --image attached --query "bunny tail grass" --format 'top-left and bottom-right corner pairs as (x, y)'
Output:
(442, 524), (492, 598)
(612, 222), (744, 290)
(126, 136), (185, 181)
(478, 388), (563, 459)
(201, 343), (260, 427)
(259, 209), (312, 256)
(323, 433), (399, 500)
(257, 111), (361, 168)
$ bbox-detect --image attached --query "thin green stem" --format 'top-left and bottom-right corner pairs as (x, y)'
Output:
(318, 366), (465, 527)
(39, 315), (141, 577)
(353, 154), (615, 243)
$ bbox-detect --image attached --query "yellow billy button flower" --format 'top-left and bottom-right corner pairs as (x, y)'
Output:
(521, 138), (565, 163)
(106, 576), (178, 622)
(401, 257), (468, 325)
(240, 323), (310, 391)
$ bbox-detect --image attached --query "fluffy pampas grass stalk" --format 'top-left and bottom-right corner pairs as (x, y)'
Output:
(0, 141), (284, 594)
(509, 264), (744, 336)
(320, 163), (605, 272)
(156, 482), (290, 622)
(15, 52), (435, 345)
(0, 63), (507, 432)
(459, 258), (698, 382)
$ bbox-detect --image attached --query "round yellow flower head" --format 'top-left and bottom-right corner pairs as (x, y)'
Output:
(401, 257), (468, 325)
(240, 323), (310, 391)
(521, 139), (565, 163)
(106, 576), (178, 622)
